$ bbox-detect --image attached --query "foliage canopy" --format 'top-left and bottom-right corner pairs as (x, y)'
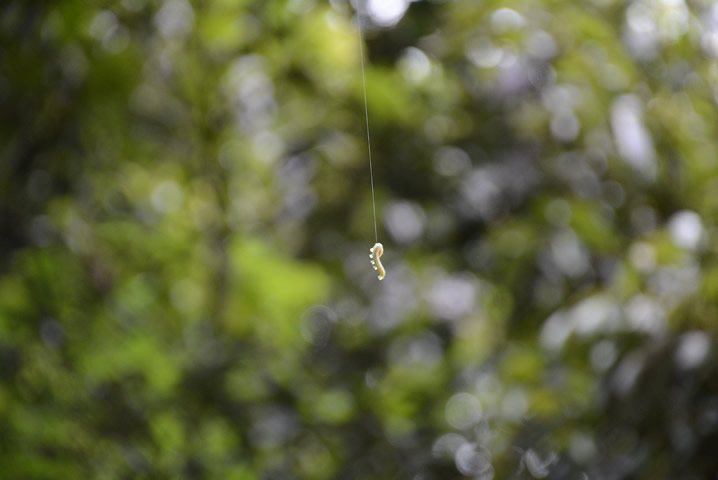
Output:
(2, 0), (718, 479)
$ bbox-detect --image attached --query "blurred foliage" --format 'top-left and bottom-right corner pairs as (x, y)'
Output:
(2, 0), (718, 478)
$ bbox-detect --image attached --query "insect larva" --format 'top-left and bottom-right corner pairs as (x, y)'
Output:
(369, 242), (385, 280)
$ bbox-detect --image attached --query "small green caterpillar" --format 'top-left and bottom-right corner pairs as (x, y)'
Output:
(369, 243), (385, 280)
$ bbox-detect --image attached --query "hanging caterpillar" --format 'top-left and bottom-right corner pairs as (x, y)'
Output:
(355, 7), (385, 282)
(369, 242), (385, 280)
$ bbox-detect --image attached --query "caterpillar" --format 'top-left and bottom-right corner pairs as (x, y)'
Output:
(369, 243), (385, 280)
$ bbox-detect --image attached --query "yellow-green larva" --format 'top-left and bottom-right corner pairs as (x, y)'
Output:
(369, 242), (385, 280)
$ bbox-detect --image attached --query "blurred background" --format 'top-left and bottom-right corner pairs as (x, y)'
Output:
(2, 0), (718, 478)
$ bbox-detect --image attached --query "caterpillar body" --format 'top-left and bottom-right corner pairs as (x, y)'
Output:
(369, 242), (385, 280)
